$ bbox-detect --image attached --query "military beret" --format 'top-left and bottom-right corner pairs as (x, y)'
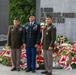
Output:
(14, 17), (19, 21)
(29, 14), (35, 17)
(46, 14), (52, 19)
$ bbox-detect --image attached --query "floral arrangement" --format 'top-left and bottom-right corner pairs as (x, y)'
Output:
(0, 44), (44, 69)
(40, 22), (46, 29)
(0, 35), (76, 70)
(0, 46), (11, 66)
(53, 36), (76, 70)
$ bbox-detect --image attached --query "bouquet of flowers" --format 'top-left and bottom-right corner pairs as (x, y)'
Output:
(0, 35), (76, 70)
(0, 46), (11, 66)
(0, 43), (44, 69)
(53, 36), (76, 70)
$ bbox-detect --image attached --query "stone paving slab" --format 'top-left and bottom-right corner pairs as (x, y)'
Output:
(0, 64), (76, 75)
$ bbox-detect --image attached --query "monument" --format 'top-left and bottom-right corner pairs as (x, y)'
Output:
(36, 0), (76, 42)
(0, 0), (9, 45)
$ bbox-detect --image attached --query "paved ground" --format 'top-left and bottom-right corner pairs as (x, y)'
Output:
(0, 64), (76, 75)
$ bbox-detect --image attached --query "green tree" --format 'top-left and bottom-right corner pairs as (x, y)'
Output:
(9, 0), (36, 25)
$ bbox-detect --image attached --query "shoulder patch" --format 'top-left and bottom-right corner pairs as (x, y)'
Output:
(9, 25), (13, 29)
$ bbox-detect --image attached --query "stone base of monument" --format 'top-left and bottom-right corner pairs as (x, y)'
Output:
(0, 34), (7, 46)
(0, 46), (3, 51)
(0, 41), (7, 46)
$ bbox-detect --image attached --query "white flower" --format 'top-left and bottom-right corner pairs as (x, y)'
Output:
(3, 54), (11, 57)
(40, 22), (45, 26)
(61, 43), (71, 47)
(61, 43), (68, 46)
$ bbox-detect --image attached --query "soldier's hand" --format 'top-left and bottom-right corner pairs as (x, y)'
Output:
(35, 44), (38, 48)
(48, 47), (53, 50)
(23, 44), (26, 49)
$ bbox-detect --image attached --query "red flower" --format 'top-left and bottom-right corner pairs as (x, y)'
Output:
(21, 54), (26, 58)
(37, 60), (44, 63)
(59, 56), (67, 63)
(37, 55), (44, 60)
(6, 51), (10, 55)
(0, 52), (2, 55)
(58, 62), (67, 67)
(72, 57), (76, 62)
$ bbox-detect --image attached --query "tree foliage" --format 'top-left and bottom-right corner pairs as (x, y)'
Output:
(9, 0), (36, 25)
